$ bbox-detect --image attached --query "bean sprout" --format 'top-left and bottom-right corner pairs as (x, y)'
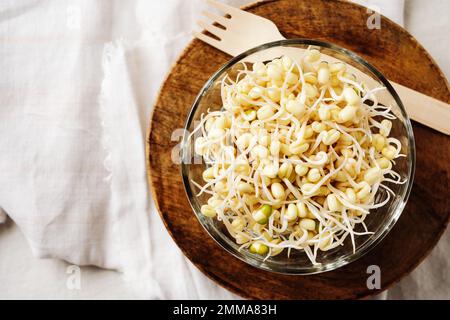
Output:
(191, 51), (405, 264)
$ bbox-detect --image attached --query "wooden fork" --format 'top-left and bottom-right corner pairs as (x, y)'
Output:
(194, 0), (450, 136)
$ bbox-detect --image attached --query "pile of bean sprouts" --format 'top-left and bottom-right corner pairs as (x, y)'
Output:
(188, 48), (405, 264)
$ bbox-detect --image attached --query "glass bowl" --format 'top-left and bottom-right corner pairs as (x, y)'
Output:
(180, 39), (415, 275)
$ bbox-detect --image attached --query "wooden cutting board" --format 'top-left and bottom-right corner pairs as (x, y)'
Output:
(147, 0), (450, 299)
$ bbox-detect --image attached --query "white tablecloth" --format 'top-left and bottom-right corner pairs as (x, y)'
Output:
(0, 0), (448, 299)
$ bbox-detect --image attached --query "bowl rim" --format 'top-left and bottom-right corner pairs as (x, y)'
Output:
(181, 38), (416, 275)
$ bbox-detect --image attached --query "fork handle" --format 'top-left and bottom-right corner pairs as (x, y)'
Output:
(390, 82), (450, 135)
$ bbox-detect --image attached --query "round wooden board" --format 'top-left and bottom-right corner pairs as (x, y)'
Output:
(147, 0), (450, 299)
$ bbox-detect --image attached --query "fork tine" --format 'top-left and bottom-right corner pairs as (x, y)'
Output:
(206, 0), (239, 16)
(197, 20), (225, 39)
(201, 10), (230, 27)
(193, 31), (222, 47)
(194, 31), (238, 56)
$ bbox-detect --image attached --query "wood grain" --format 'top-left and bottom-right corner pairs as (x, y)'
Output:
(147, 0), (450, 299)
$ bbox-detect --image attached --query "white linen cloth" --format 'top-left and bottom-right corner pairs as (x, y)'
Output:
(0, 0), (448, 299)
(0, 0), (160, 297)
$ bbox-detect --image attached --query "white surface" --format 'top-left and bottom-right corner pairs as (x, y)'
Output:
(404, 0), (450, 78)
(0, 0), (448, 299)
(0, 0), (160, 298)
